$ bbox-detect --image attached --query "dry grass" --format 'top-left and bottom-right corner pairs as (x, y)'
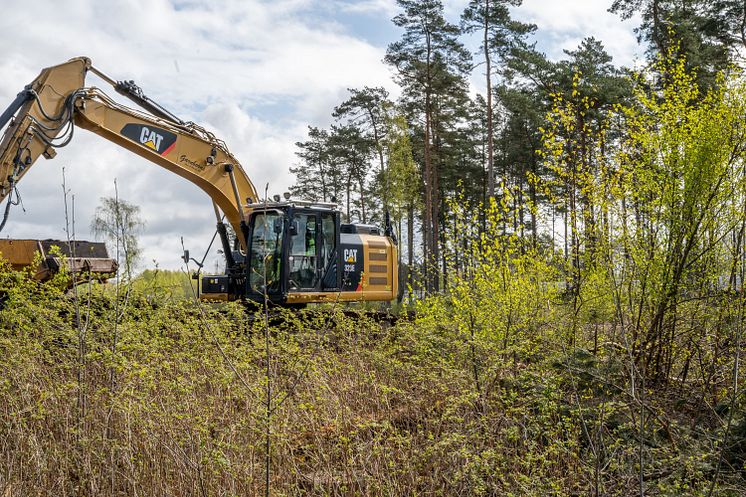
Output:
(0, 271), (744, 496)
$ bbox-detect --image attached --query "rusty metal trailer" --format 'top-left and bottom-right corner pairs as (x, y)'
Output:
(0, 239), (117, 282)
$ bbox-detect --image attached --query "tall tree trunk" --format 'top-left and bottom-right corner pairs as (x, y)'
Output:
(484, 0), (495, 199)
(423, 32), (436, 293)
(319, 158), (328, 202)
(564, 199), (569, 262)
(530, 168), (538, 249)
(518, 172), (525, 241)
(431, 126), (441, 292)
(407, 201), (414, 298)
(422, 224), (428, 293)
(358, 176), (366, 223)
(370, 109), (388, 214)
(346, 175), (352, 222)
(398, 216), (403, 267)
(441, 209), (448, 290)
(423, 108), (432, 291)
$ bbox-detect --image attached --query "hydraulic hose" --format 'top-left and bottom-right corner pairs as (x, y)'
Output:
(0, 88), (33, 132)
(0, 193), (12, 232)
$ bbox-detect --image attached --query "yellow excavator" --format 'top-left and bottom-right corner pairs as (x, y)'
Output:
(0, 57), (398, 305)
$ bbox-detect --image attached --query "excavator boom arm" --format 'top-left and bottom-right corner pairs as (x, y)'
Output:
(0, 57), (258, 249)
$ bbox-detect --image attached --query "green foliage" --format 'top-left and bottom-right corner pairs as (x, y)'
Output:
(382, 114), (419, 222)
(333, 86), (393, 219)
(460, 0), (535, 60)
(13, 4), (739, 495)
(3, 191), (746, 496)
(253, 1), (746, 493)
(327, 123), (375, 223)
(130, 268), (197, 302)
(290, 126), (340, 204)
(610, 0), (734, 92)
(91, 193), (145, 279)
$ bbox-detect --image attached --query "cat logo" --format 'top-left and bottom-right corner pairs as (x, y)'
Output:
(344, 248), (357, 263)
(120, 123), (177, 156)
(140, 127), (163, 150)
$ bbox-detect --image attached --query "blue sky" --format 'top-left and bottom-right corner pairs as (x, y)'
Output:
(0, 0), (641, 270)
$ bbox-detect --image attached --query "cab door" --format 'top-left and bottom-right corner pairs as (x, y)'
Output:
(246, 210), (285, 298)
(285, 209), (340, 293)
(288, 211), (319, 291)
(320, 212), (339, 291)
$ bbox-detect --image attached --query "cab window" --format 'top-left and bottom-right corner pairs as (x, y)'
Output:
(320, 212), (338, 289)
(288, 213), (318, 290)
(248, 212), (283, 294)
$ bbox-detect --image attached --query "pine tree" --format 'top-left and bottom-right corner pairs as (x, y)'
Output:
(290, 126), (345, 204)
(461, 0), (535, 200)
(385, 0), (472, 291)
(495, 85), (544, 244)
(705, 1), (746, 52)
(291, 126), (329, 203)
(327, 124), (374, 223)
(383, 114), (420, 288)
(333, 87), (393, 217)
(610, 0), (731, 91)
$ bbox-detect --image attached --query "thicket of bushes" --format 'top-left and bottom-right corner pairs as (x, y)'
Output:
(3, 53), (746, 496)
(0, 245), (744, 496)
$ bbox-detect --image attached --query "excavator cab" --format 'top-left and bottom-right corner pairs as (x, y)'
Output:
(200, 200), (399, 306)
(244, 202), (343, 304)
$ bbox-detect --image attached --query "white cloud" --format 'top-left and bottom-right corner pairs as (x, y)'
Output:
(513, 0), (643, 67)
(335, 0), (398, 15)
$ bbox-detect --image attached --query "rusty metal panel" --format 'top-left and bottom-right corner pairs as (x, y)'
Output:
(61, 257), (118, 275)
(0, 239), (118, 284)
(0, 239), (41, 269)
(39, 240), (109, 258)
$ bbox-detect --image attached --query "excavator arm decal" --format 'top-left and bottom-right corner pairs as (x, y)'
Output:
(120, 123), (177, 156)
